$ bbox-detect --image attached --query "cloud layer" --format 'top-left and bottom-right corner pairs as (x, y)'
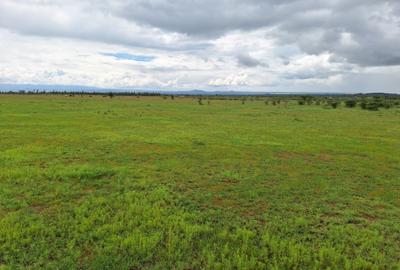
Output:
(0, 0), (400, 92)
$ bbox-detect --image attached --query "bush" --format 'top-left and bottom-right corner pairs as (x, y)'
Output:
(360, 101), (367, 110)
(360, 100), (379, 111)
(345, 100), (357, 108)
(329, 101), (339, 109)
(383, 102), (392, 109)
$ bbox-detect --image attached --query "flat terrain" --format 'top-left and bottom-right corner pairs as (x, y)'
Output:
(0, 95), (399, 269)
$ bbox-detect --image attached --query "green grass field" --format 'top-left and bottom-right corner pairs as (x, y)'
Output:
(0, 95), (399, 269)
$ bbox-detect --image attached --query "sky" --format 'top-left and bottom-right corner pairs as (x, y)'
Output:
(0, 0), (400, 93)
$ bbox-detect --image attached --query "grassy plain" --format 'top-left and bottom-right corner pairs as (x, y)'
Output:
(0, 94), (399, 269)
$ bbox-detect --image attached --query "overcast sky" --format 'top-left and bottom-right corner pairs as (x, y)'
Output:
(1, 0), (400, 92)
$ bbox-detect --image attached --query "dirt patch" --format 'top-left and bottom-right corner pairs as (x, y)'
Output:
(29, 203), (48, 214)
(276, 151), (332, 163)
(221, 178), (239, 184)
(83, 187), (94, 193)
(208, 183), (229, 192)
(240, 201), (268, 218)
(79, 248), (94, 268)
(317, 153), (332, 162)
(212, 196), (237, 208)
(276, 151), (304, 159)
(360, 212), (379, 222)
(326, 200), (337, 207)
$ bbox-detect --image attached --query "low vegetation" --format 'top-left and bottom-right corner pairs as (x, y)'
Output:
(0, 94), (399, 269)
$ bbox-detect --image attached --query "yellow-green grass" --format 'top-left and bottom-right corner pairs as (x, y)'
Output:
(0, 95), (399, 269)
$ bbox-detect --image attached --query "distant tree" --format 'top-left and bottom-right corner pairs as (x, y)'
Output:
(366, 102), (379, 111)
(360, 100), (368, 110)
(383, 101), (393, 109)
(360, 99), (380, 111)
(345, 99), (357, 108)
(329, 100), (339, 109)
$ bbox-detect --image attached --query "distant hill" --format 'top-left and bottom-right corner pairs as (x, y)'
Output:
(0, 84), (398, 96)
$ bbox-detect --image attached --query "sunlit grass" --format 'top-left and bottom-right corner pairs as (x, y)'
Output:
(0, 95), (399, 269)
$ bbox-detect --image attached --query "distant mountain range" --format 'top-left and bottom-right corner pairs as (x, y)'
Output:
(0, 83), (398, 96)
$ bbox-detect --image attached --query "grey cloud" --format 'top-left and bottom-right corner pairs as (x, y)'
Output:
(43, 70), (66, 78)
(112, 0), (316, 37)
(112, 0), (400, 67)
(0, 0), (399, 68)
(275, 1), (400, 66)
(237, 53), (266, 67)
(0, 1), (211, 51)
(283, 70), (339, 80)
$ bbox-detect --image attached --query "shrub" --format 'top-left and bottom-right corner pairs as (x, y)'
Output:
(329, 101), (339, 109)
(345, 100), (357, 108)
(360, 100), (367, 110)
(368, 102), (380, 111)
(383, 102), (392, 109)
(360, 100), (379, 111)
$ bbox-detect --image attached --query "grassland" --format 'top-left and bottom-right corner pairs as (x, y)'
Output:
(0, 94), (399, 269)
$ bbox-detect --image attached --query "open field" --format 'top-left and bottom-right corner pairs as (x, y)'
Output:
(0, 94), (399, 269)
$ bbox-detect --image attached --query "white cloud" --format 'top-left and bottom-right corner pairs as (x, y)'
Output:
(208, 73), (250, 87)
(0, 0), (399, 92)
